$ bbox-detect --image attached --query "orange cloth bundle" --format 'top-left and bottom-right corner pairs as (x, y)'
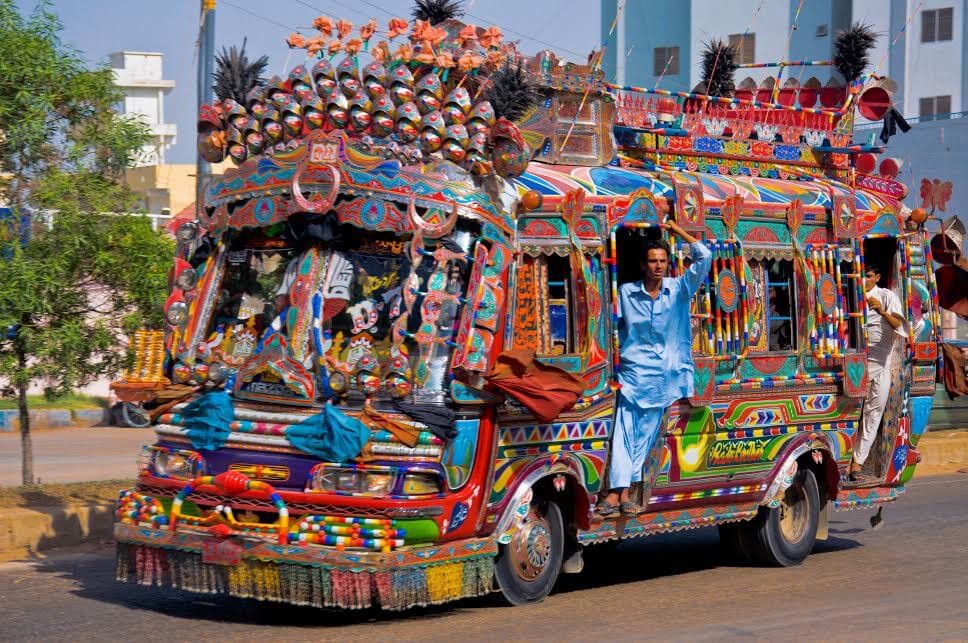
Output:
(484, 349), (586, 422)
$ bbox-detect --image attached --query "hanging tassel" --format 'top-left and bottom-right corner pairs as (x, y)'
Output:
(879, 107), (911, 144)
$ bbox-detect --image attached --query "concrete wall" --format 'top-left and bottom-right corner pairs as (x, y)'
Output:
(689, 0), (792, 89)
(903, 0), (965, 116)
(602, 0), (692, 90)
(859, 114), (968, 200)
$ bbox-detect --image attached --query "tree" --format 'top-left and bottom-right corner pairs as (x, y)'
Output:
(0, 1), (174, 484)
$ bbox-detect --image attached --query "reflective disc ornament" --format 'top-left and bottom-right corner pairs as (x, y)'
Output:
(716, 269), (738, 313)
(818, 273), (837, 315)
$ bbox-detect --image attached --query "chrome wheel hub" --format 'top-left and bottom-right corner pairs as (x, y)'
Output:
(778, 481), (808, 544)
(509, 509), (552, 582)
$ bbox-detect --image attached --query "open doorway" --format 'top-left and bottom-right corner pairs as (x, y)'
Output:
(613, 225), (668, 286)
(856, 235), (903, 482)
(862, 237), (898, 290)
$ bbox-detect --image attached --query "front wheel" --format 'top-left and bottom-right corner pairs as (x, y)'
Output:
(494, 499), (564, 605)
(741, 468), (821, 567)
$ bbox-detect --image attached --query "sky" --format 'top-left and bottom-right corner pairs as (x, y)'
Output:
(19, 0), (601, 165)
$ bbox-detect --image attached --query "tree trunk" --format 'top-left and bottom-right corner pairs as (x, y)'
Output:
(16, 345), (32, 486)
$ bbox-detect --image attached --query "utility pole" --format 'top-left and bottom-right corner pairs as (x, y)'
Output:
(615, 0), (626, 87)
(196, 0), (216, 216)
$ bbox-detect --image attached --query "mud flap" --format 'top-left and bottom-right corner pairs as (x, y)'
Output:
(816, 503), (829, 540)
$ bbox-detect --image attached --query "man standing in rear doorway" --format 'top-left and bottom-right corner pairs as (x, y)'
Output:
(596, 220), (712, 517)
(850, 266), (906, 482)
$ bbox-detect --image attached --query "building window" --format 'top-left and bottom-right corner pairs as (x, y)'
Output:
(728, 33), (755, 65)
(919, 95), (952, 121)
(922, 7), (954, 42)
(653, 46), (680, 76)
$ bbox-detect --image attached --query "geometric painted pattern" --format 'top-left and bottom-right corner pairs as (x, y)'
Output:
(578, 502), (759, 544)
(498, 420), (610, 446)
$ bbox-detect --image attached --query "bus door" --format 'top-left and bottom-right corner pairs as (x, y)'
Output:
(857, 231), (911, 482)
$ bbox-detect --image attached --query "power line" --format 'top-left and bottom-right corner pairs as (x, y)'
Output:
(291, 0), (588, 60)
(465, 11), (586, 58)
(291, 0), (379, 23)
(221, 0), (300, 33)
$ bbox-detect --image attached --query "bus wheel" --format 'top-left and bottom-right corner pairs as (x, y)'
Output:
(494, 498), (564, 605)
(120, 403), (151, 428)
(743, 469), (820, 567)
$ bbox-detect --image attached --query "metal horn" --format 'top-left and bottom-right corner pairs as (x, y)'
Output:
(291, 163), (340, 213)
(407, 195), (458, 239)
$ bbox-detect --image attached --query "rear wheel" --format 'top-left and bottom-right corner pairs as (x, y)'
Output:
(740, 469), (820, 566)
(494, 499), (564, 605)
(119, 402), (151, 428)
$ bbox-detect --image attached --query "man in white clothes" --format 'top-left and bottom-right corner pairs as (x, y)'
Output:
(850, 266), (907, 481)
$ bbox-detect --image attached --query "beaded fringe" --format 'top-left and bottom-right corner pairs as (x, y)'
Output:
(116, 543), (494, 610)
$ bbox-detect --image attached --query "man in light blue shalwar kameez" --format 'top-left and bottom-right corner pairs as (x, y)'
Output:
(597, 220), (712, 517)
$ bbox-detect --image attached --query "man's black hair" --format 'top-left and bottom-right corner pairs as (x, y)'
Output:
(865, 266), (882, 276)
(642, 237), (671, 259)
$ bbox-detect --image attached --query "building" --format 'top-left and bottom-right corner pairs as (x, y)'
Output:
(601, 0), (967, 121)
(110, 51), (177, 166)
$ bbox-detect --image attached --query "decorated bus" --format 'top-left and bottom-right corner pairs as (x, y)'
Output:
(112, 3), (938, 609)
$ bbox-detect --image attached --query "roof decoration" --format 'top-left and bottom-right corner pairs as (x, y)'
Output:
(698, 39), (738, 98)
(411, 0), (465, 25)
(833, 23), (877, 84)
(212, 38), (268, 105)
(196, 7), (594, 181)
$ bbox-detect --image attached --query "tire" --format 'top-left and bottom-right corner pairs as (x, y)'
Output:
(740, 469), (821, 567)
(120, 402), (151, 428)
(494, 499), (564, 605)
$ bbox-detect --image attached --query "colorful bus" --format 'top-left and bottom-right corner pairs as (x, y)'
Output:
(113, 9), (938, 609)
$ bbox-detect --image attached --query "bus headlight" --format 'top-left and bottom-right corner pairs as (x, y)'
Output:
(309, 465), (395, 496)
(401, 472), (442, 495)
(149, 447), (204, 479)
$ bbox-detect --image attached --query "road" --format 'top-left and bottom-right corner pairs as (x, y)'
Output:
(0, 427), (152, 486)
(1, 473), (966, 641)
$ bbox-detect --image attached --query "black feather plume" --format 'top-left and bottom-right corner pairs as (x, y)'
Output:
(833, 23), (877, 83)
(412, 0), (464, 25)
(484, 61), (541, 123)
(699, 39), (738, 97)
(213, 38), (269, 104)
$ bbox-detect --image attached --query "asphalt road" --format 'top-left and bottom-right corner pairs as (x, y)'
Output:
(0, 427), (152, 486)
(1, 473), (966, 641)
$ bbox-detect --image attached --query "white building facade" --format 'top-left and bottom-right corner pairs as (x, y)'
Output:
(110, 51), (177, 166)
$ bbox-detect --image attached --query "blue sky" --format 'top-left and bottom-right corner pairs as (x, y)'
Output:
(20, 0), (600, 164)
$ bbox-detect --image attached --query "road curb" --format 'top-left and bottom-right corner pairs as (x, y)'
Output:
(0, 408), (109, 432)
(0, 502), (115, 562)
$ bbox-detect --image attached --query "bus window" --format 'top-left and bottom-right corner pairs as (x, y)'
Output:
(765, 259), (797, 351)
(544, 254), (573, 354)
(841, 259), (864, 349)
(511, 251), (589, 357)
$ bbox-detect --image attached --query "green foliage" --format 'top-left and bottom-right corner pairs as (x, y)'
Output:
(0, 392), (107, 410)
(0, 1), (174, 482)
(0, 207), (173, 397)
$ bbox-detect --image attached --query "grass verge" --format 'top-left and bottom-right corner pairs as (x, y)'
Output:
(0, 393), (108, 411)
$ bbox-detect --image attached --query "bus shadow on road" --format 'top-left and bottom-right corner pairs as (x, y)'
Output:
(23, 524), (863, 628)
(556, 525), (862, 595)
